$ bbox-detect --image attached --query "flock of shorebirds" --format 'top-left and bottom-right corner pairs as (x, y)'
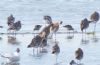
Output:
(0, 11), (99, 65)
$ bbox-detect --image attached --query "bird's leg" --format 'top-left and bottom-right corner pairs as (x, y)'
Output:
(79, 60), (82, 64)
(33, 30), (35, 37)
(81, 30), (84, 44)
(69, 30), (71, 34)
(72, 30), (74, 37)
(39, 47), (43, 53)
(82, 30), (83, 39)
(54, 33), (57, 43)
(12, 30), (14, 35)
(77, 60), (80, 65)
(14, 30), (17, 37)
(33, 48), (35, 55)
(45, 22), (46, 26)
(94, 22), (96, 33)
(85, 29), (86, 34)
(85, 29), (87, 41)
(50, 33), (53, 39)
(55, 54), (58, 64)
(36, 48), (39, 55)
(67, 31), (70, 36)
(67, 30), (70, 35)
(40, 47), (43, 53)
(39, 38), (44, 52)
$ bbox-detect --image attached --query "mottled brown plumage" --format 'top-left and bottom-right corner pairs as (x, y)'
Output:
(7, 14), (15, 26)
(75, 48), (83, 61)
(90, 11), (100, 32)
(8, 20), (21, 31)
(80, 18), (90, 32)
(90, 11), (99, 22)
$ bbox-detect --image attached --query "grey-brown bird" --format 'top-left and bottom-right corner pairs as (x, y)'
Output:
(90, 11), (100, 32)
(33, 25), (42, 31)
(75, 48), (83, 64)
(63, 25), (74, 34)
(80, 18), (91, 33)
(27, 31), (47, 54)
(7, 14), (15, 26)
(8, 20), (21, 35)
(63, 25), (74, 30)
(43, 15), (52, 25)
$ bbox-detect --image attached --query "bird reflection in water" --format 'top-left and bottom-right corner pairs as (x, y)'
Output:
(69, 60), (84, 65)
(1, 62), (20, 65)
(91, 34), (99, 43)
(7, 36), (20, 45)
(0, 37), (2, 40)
(66, 34), (74, 40)
(81, 34), (89, 44)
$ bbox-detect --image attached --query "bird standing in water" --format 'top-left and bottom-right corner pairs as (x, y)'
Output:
(7, 14), (15, 26)
(63, 25), (74, 33)
(90, 11), (99, 33)
(80, 18), (91, 34)
(8, 20), (21, 35)
(75, 48), (83, 64)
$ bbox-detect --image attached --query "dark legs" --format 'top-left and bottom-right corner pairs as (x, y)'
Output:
(94, 22), (97, 33)
(54, 33), (57, 43)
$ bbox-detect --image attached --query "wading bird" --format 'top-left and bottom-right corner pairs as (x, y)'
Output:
(8, 21), (21, 35)
(75, 48), (83, 64)
(90, 11), (100, 32)
(63, 25), (74, 34)
(80, 18), (91, 33)
(63, 25), (74, 31)
(27, 31), (47, 54)
(7, 14), (15, 26)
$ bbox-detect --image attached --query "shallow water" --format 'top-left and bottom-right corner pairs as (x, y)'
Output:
(0, 0), (100, 65)
(0, 33), (100, 65)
